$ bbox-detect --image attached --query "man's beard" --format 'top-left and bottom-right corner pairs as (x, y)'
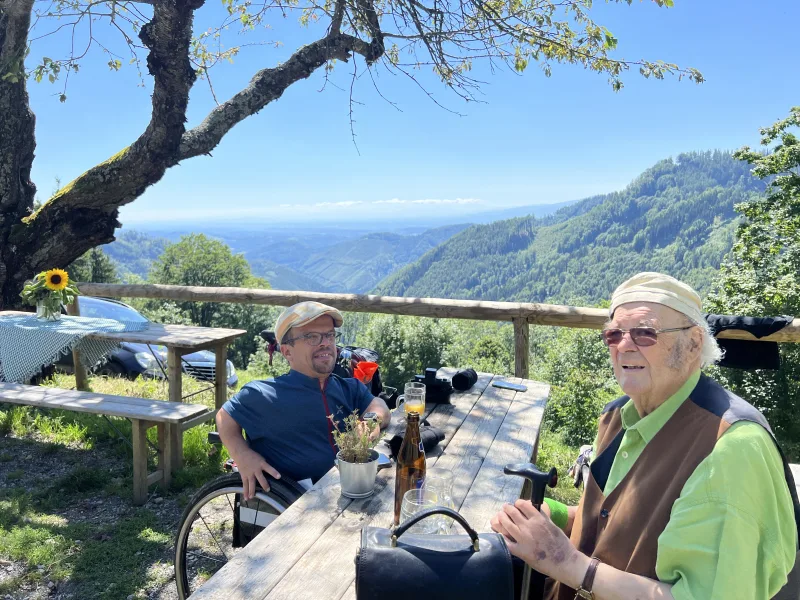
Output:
(312, 356), (335, 375)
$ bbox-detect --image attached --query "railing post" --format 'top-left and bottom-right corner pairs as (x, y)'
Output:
(512, 317), (529, 379)
(67, 298), (89, 391)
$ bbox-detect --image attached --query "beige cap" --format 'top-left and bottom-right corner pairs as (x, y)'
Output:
(609, 272), (704, 324)
(275, 301), (344, 343)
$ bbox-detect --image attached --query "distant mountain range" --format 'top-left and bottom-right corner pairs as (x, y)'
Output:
(107, 201), (575, 292)
(374, 151), (763, 303)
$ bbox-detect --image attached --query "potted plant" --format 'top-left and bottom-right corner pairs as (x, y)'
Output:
(330, 411), (382, 499)
(20, 269), (80, 321)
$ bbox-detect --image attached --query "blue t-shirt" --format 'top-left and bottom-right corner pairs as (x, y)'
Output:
(221, 370), (374, 483)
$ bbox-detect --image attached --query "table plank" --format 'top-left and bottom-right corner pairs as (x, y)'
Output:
(457, 380), (549, 532)
(265, 376), (513, 600)
(85, 322), (247, 348)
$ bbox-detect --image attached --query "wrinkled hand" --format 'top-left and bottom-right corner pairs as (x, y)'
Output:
(491, 500), (585, 585)
(234, 448), (281, 500)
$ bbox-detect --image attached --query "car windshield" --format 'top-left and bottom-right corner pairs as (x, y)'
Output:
(78, 297), (149, 323)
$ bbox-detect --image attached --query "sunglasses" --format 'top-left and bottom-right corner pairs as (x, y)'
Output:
(601, 325), (695, 347)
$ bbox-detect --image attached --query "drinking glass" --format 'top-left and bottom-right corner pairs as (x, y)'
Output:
(402, 382), (426, 416)
(400, 488), (440, 534)
(423, 467), (456, 533)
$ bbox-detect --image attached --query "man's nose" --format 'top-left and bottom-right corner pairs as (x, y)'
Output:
(615, 331), (638, 351)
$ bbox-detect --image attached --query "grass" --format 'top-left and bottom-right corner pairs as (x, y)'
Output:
(537, 428), (583, 506)
(0, 369), (262, 597)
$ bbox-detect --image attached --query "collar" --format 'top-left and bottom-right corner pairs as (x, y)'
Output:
(620, 369), (701, 444)
(286, 369), (330, 390)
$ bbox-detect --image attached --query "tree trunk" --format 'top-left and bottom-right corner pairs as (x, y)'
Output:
(0, 0), (37, 308)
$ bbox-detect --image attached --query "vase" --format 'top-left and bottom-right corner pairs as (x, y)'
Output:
(36, 301), (61, 321)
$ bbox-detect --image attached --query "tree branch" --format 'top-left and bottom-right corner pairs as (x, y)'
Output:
(179, 31), (382, 161)
(17, 0), (203, 269)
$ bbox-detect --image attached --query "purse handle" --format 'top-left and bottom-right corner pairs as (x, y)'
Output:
(392, 507), (481, 551)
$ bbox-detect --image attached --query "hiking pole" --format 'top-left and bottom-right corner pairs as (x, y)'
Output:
(504, 463), (559, 600)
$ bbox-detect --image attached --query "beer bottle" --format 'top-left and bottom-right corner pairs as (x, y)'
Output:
(394, 412), (426, 525)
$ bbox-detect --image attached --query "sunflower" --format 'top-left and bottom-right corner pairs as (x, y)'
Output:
(44, 268), (69, 291)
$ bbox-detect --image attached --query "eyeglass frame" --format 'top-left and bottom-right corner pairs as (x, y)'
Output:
(283, 330), (342, 346)
(601, 325), (695, 347)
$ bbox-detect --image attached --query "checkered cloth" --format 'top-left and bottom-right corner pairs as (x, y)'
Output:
(0, 314), (149, 383)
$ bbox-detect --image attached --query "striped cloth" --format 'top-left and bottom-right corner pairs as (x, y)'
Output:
(0, 314), (148, 383)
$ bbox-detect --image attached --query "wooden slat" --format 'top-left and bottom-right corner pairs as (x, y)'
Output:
(0, 382), (209, 423)
(192, 370), (493, 600)
(180, 409), (216, 432)
(87, 322), (246, 348)
(457, 380), (549, 532)
(215, 343), (228, 411)
(513, 317), (530, 379)
(264, 376), (513, 600)
(146, 469), (164, 486)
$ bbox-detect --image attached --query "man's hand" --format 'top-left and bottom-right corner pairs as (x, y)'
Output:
(491, 499), (587, 587)
(235, 447), (281, 500)
(357, 419), (382, 441)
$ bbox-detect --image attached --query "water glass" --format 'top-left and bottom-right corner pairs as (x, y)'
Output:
(403, 382), (426, 416)
(423, 467), (456, 533)
(400, 488), (440, 534)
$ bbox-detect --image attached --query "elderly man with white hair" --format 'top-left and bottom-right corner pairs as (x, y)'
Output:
(492, 272), (799, 600)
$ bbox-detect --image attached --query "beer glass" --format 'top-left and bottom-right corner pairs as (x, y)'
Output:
(402, 382), (426, 416)
(423, 467), (456, 533)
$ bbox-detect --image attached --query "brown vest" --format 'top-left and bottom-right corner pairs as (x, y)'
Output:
(551, 375), (800, 600)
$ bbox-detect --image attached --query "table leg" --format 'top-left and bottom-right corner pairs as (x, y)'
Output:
(132, 419), (149, 505)
(66, 300), (89, 391)
(214, 343), (228, 411)
(168, 347), (183, 403)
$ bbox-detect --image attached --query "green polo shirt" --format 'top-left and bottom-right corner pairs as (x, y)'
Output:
(546, 371), (797, 599)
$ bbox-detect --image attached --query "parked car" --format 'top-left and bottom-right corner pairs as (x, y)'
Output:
(56, 296), (238, 387)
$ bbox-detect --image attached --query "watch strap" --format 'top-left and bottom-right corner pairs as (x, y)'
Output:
(580, 557), (601, 594)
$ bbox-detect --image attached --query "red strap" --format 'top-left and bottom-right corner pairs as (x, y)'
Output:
(319, 379), (338, 456)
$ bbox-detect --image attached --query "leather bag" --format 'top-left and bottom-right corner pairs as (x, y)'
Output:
(355, 507), (514, 600)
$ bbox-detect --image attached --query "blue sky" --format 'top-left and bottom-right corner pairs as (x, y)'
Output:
(26, 0), (800, 225)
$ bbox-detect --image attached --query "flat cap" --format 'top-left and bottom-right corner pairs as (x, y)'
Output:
(275, 301), (343, 343)
(610, 272), (704, 325)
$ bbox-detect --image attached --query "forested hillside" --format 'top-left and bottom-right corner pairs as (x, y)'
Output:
(102, 230), (170, 280)
(376, 151), (763, 302)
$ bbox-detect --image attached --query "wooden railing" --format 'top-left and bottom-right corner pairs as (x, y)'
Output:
(77, 283), (800, 379)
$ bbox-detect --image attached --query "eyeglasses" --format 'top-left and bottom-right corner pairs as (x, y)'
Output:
(285, 331), (341, 346)
(601, 326), (695, 347)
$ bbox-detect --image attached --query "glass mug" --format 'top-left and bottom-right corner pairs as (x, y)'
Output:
(397, 382), (426, 416)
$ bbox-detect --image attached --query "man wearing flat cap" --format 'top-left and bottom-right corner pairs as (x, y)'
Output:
(217, 301), (390, 500)
(492, 272), (799, 599)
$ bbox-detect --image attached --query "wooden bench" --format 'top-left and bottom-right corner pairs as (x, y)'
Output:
(0, 382), (213, 505)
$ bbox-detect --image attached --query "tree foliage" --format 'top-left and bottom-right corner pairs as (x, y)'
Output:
(67, 248), (119, 284)
(707, 107), (800, 459)
(146, 234), (278, 367)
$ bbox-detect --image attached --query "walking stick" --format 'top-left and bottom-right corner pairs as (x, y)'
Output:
(504, 463), (559, 600)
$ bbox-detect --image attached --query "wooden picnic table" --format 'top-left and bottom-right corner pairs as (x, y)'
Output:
(191, 368), (550, 600)
(0, 309), (247, 412)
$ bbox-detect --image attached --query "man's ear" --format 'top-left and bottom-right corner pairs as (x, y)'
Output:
(280, 343), (292, 362)
(691, 328), (703, 353)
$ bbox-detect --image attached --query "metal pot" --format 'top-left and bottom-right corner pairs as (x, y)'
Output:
(337, 450), (379, 499)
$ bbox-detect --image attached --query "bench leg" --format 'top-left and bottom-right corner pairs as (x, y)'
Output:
(157, 423), (172, 491)
(169, 423), (183, 472)
(214, 343), (228, 411)
(132, 419), (149, 506)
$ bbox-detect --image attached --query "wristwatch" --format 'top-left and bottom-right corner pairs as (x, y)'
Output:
(574, 557), (601, 600)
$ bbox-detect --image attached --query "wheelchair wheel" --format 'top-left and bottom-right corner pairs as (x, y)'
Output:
(174, 472), (304, 598)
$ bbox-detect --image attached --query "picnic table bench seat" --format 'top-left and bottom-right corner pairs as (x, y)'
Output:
(0, 381), (213, 505)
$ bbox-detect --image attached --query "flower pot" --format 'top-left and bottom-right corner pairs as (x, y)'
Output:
(336, 450), (379, 499)
(36, 301), (61, 321)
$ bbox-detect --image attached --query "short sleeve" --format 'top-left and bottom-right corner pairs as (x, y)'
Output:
(221, 382), (273, 441)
